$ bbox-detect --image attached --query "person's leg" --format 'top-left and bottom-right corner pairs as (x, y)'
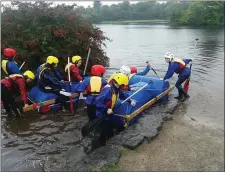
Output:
(99, 118), (114, 146)
(87, 104), (97, 121)
(1, 84), (20, 117)
(175, 76), (187, 99)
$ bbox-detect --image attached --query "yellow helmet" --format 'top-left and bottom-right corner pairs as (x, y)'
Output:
(72, 55), (82, 64)
(46, 56), (59, 67)
(113, 73), (129, 86)
(23, 70), (35, 80)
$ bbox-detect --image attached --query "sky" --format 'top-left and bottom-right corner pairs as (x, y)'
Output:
(1, 1), (141, 8)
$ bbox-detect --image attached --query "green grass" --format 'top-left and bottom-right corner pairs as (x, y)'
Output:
(106, 163), (119, 172)
(100, 19), (168, 24)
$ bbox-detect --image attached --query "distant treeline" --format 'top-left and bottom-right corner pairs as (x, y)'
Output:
(75, 1), (224, 26)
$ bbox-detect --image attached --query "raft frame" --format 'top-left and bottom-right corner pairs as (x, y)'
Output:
(114, 85), (175, 127)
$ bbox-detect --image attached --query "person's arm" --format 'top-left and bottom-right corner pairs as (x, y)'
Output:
(163, 63), (177, 80)
(70, 65), (83, 81)
(42, 69), (62, 86)
(17, 78), (28, 105)
(96, 88), (111, 111)
(76, 79), (90, 92)
(183, 59), (192, 65)
(101, 78), (108, 87)
(53, 68), (63, 80)
(136, 65), (151, 76)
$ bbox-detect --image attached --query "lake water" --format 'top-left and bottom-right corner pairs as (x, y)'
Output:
(98, 24), (224, 128)
(1, 24), (224, 171)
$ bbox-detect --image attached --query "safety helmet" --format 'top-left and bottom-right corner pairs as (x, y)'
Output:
(72, 55), (82, 64)
(164, 52), (174, 62)
(3, 48), (16, 58)
(130, 66), (137, 74)
(23, 70), (35, 80)
(164, 52), (171, 58)
(91, 65), (105, 76)
(46, 56), (59, 67)
(119, 65), (131, 75)
(113, 73), (129, 86)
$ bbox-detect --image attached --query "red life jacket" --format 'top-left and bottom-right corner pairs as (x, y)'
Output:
(1, 74), (28, 104)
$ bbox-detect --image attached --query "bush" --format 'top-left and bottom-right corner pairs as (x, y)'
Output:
(1, 1), (110, 74)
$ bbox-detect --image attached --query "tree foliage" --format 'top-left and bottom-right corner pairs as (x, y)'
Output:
(78, 1), (224, 26)
(1, 1), (110, 73)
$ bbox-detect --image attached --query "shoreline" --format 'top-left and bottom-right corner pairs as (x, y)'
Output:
(113, 111), (224, 172)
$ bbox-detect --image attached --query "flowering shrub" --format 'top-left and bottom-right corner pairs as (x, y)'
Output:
(1, 1), (110, 74)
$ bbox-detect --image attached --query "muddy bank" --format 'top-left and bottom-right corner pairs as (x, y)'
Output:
(42, 93), (178, 171)
(116, 107), (224, 171)
(1, 91), (179, 171)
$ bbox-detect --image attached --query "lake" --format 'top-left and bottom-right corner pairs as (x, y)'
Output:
(1, 24), (224, 171)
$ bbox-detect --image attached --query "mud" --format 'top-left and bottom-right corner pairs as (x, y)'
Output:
(1, 91), (179, 171)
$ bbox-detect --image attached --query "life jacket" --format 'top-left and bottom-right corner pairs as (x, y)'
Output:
(35, 63), (45, 80)
(86, 76), (102, 95)
(65, 63), (80, 82)
(65, 63), (75, 73)
(1, 60), (18, 75)
(3, 74), (24, 94)
(104, 84), (119, 109)
(128, 73), (135, 80)
(172, 58), (186, 74)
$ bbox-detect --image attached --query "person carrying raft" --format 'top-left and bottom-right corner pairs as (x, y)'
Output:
(37, 56), (70, 111)
(77, 65), (107, 121)
(1, 70), (35, 118)
(163, 52), (192, 102)
(95, 73), (136, 145)
(65, 55), (83, 82)
(1, 48), (20, 75)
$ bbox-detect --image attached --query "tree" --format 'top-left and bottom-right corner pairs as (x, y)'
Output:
(1, 1), (110, 74)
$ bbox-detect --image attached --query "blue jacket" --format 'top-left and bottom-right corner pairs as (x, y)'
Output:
(5, 61), (20, 75)
(77, 76), (107, 105)
(37, 65), (63, 88)
(136, 66), (151, 76)
(95, 84), (127, 120)
(36, 64), (62, 84)
(164, 59), (192, 80)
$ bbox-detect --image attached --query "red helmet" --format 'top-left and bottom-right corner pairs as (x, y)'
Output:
(130, 66), (137, 74)
(4, 48), (16, 58)
(91, 65), (105, 76)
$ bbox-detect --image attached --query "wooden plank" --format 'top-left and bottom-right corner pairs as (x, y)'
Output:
(23, 93), (79, 112)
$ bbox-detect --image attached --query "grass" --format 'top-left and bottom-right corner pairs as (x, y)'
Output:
(100, 19), (168, 24)
(106, 163), (119, 172)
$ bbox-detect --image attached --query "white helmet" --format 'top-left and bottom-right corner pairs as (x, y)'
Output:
(119, 65), (131, 75)
(164, 52), (171, 58)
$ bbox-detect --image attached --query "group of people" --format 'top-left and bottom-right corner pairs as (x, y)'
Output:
(1, 47), (192, 145)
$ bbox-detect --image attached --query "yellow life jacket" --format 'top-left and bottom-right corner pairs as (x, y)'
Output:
(128, 73), (135, 80)
(104, 84), (119, 108)
(65, 63), (75, 72)
(8, 74), (23, 78)
(172, 58), (186, 68)
(2, 60), (8, 74)
(89, 76), (102, 95)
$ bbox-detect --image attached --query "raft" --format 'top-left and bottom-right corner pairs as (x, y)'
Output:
(27, 82), (80, 113)
(111, 75), (172, 127)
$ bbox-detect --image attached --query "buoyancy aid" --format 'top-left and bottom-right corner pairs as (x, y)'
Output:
(87, 76), (102, 95)
(104, 84), (119, 109)
(172, 58), (186, 73)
